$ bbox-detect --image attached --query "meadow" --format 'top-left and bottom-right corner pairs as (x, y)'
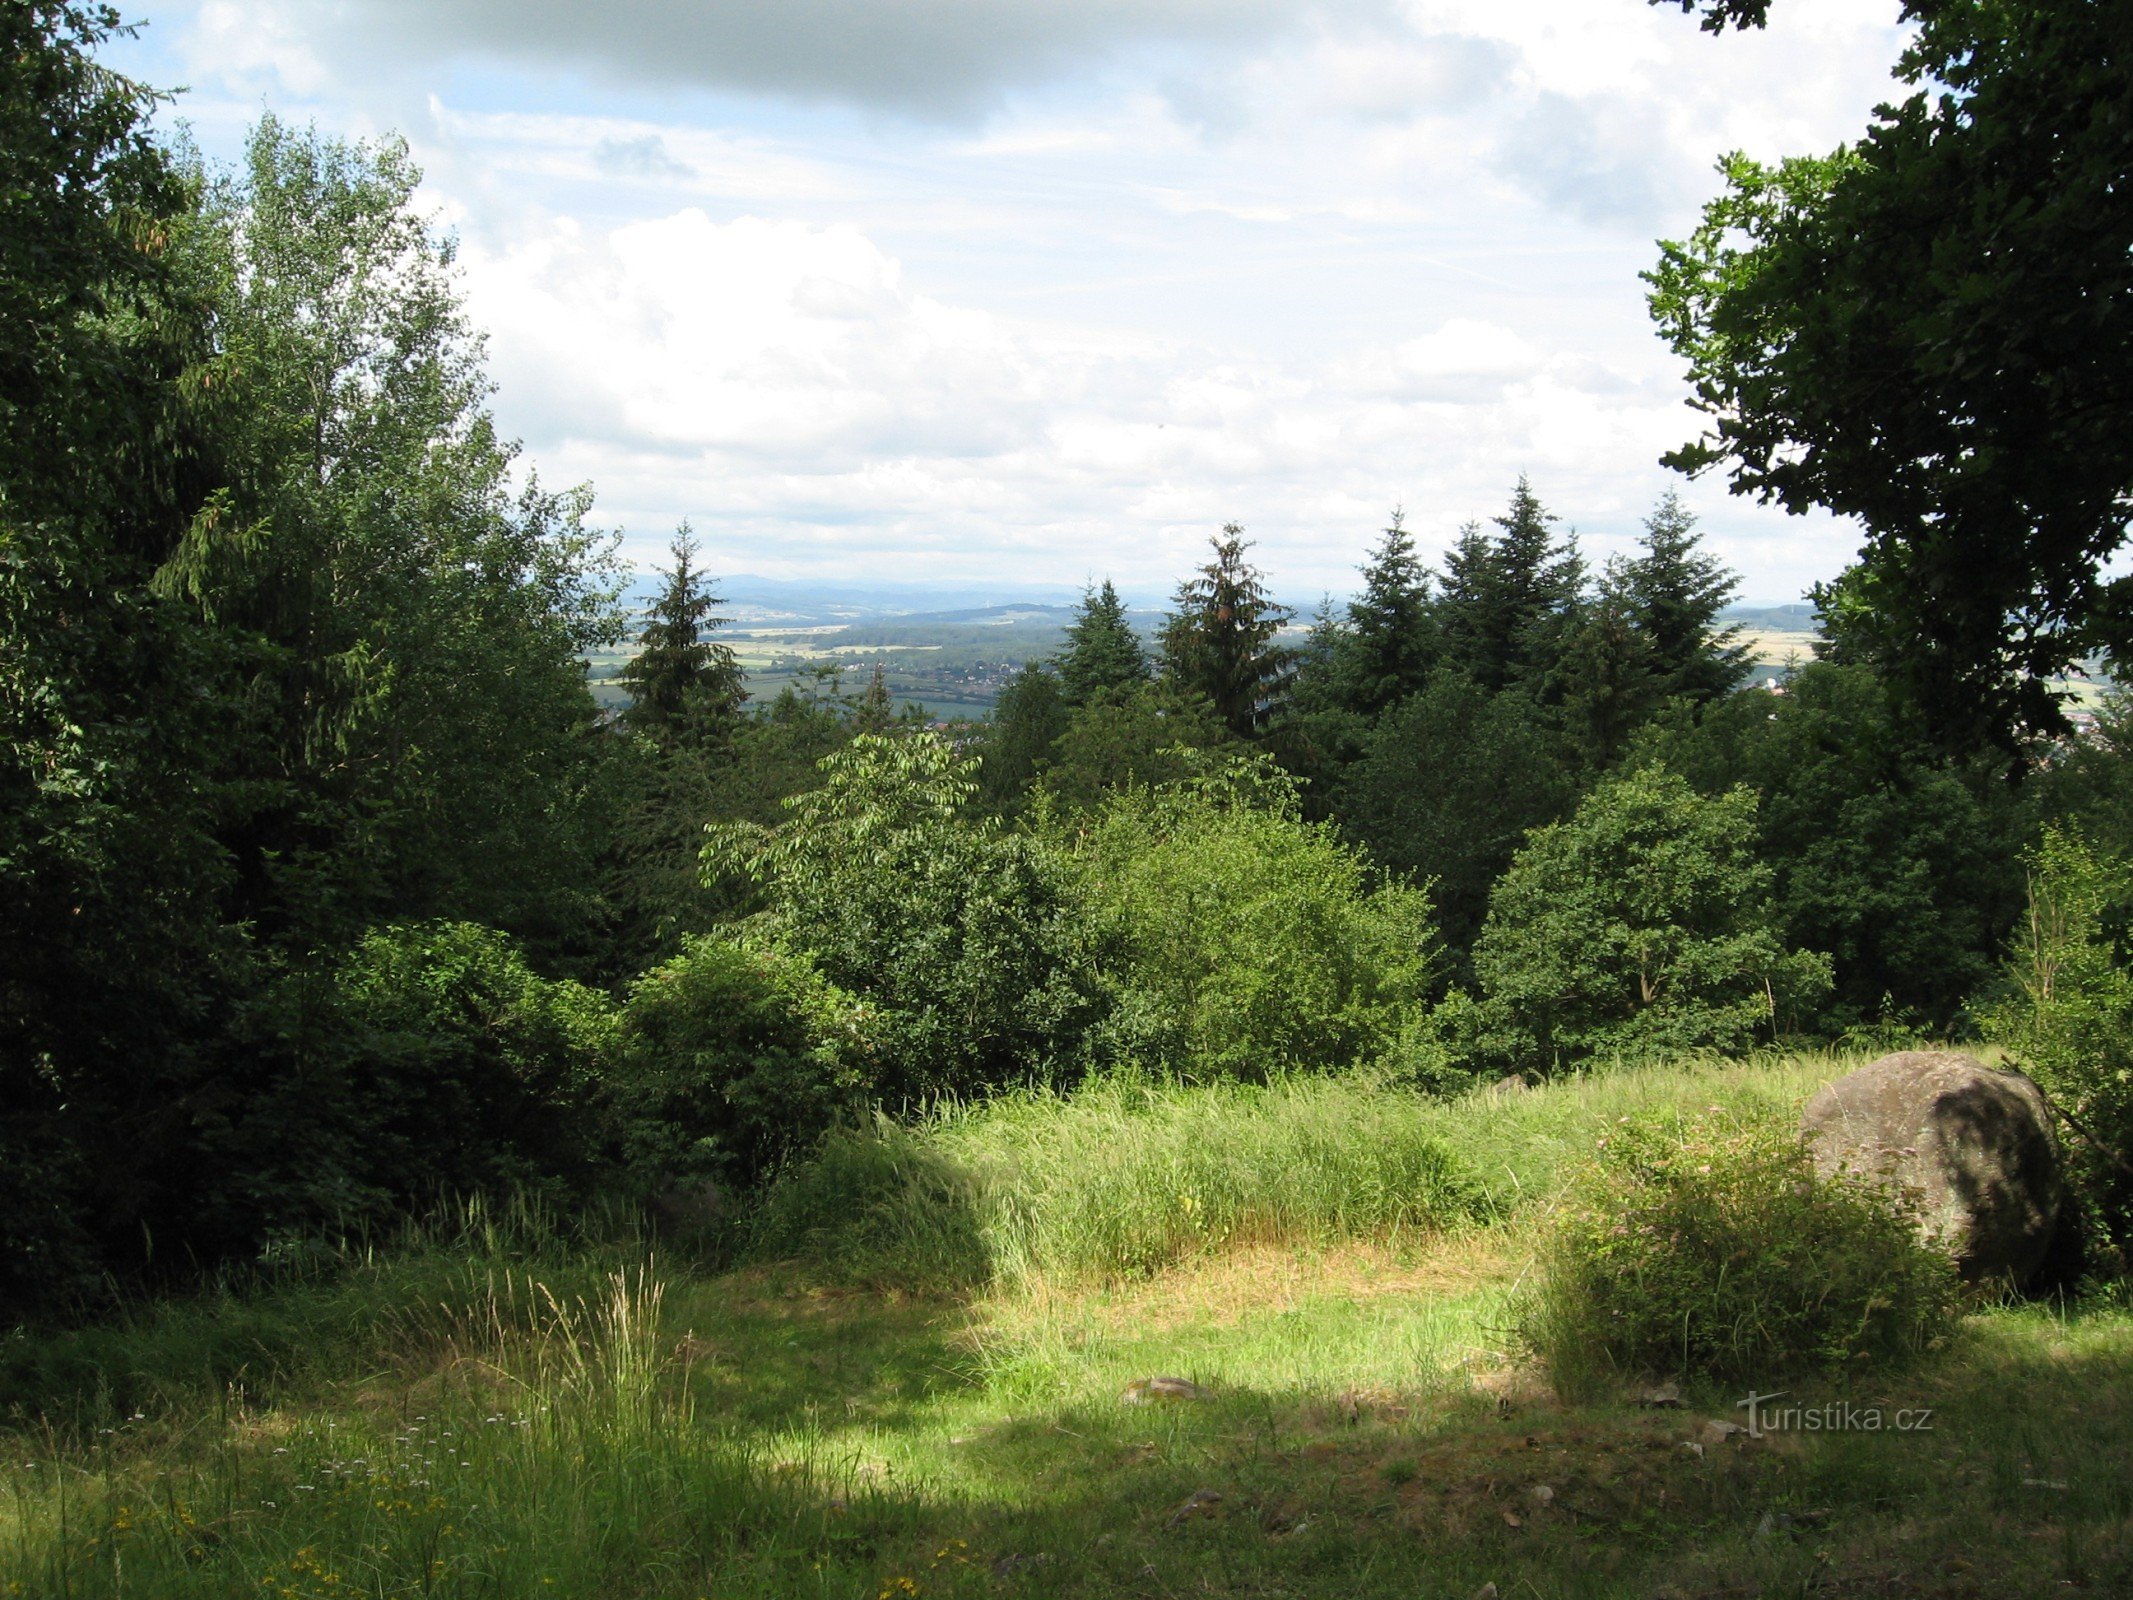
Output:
(8, 1054), (2128, 1600)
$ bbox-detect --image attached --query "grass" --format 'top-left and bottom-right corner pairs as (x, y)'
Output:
(7, 1052), (2132, 1598)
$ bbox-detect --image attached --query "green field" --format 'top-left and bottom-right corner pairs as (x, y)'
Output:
(9, 1054), (2128, 1600)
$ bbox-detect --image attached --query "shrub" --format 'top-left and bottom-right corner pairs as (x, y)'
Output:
(706, 732), (1107, 1098)
(1072, 754), (1435, 1078)
(329, 921), (617, 1205)
(1975, 825), (2133, 1253)
(1518, 1118), (1958, 1394)
(1462, 764), (1831, 1074)
(606, 936), (877, 1192)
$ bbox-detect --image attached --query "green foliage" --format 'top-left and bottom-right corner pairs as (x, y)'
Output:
(753, 1072), (1484, 1291)
(616, 523), (745, 749)
(1975, 827), (2133, 1244)
(1633, 662), (2023, 1030)
(1334, 509), (1437, 718)
(329, 922), (616, 1207)
(1520, 1118), (1958, 1392)
(1340, 673), (1577, 957)
(1464, 764), (1830, 1072)
(707, 732), (1105, 1098)
(1072, 755), (1434, 1078)
(171, 114), (624, 952)
(1, 5), (240, 1310)
(1615, 489), (1748, 706)
(1036, 680), (1232, 814)
(2037, 692), (2133, 868)
(1055, 579), (1149, 707)
(607, 936), (877, 1192)
(1434, 479), (1585, 701)
(1160, 526), (1294, 737)
(1649, 1), (2133, 755)
(975, 661), (1068, 816)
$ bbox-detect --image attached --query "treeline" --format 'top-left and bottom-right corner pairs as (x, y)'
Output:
(8, 8), (2133, 1319)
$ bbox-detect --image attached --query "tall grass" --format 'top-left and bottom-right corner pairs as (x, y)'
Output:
(755, 1072), (1484, 1291)
(750, 1053), (1875, 1293)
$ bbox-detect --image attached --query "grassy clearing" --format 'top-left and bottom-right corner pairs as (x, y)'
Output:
(750, 1053), (1868, 1294)
(7, 1054), (2132, 1598)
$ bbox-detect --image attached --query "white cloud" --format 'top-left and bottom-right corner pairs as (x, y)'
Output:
(119, 0), (1919, 601)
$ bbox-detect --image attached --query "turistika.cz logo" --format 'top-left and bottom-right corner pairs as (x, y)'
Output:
(1735, 1391), (1934, 1437)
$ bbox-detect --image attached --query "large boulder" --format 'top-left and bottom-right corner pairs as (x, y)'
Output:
(1800, 1050), (2063, 1286)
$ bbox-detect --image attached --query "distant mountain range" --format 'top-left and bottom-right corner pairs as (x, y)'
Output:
(626, 573), (1819, 631)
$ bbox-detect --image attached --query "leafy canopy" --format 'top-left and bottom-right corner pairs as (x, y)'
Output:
(1648, 0), (2133, 755)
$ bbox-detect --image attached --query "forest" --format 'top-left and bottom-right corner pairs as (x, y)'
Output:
(6, 2), (2133, 1596)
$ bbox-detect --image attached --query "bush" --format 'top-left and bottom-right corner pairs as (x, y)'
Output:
(322, 921), (616, 1208)
(1975, 825), (2133, 1254)
(707, 732), (1107, 1098)
(606, 936), (877, 1192)
(1073, 754), (1435, 1078)
(1461, 764), (1830, 1074)
(1518, 1118), (1958, 1394)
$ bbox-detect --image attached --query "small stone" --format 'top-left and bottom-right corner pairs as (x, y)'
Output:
(1698, 1419), (1746, 1445)
(1638, 1382), (1684, 1409)
(1501, 1508), (1522, 1529)
(1527, 1484), (1555, 1508)
(1677, 1441), (1704, 1459)
(1470, 1585), (1500, 1600)
(1123, 1376), (1214, 1405)
(1166, 1488), (1224, 1527)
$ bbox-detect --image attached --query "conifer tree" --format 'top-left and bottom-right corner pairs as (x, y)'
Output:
(1056, 580), (1148, 706)
(1433, 479), (1586, 700)
(1616, 489), (1749, 705)
(1160, 526), (1294, 737)
(853, 663), (894, 733)
(1337, 508), (1436, 717)
(618, 524), (744, 747)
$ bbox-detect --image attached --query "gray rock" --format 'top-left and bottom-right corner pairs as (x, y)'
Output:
(1800, 1050), (2063, 1286)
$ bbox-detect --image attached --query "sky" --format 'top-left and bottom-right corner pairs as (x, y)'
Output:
(104, 0), (1914, 604)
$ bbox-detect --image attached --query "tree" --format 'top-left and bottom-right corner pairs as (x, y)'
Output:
(705, 733), (1106, 1098)
(977, 661), (1068, 816)
(1559, 580), (1661, 772)
(1, 1), (232, 1306)
(1648, 0), (2133, 757)
(1039, 682), (1233, 814)
(1434, 480), (1586, 699)
(1161, 526), (1294, 737)
(1341, 674), (1580, 959)
(1056, 579), (1148, 707)
(1614, 489), (1748, 705)
(1461, 764), (1831, 1072)
(173, 115), (623, 951)
(1072, 755), (1435, 1078)
(1631, 662), (2026, 1031)
(617, 523), (744, 748)
(853, 663), (895, 733)
(1336, 509), (1437, 718)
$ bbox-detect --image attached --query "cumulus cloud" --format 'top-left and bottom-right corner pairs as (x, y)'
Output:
(458, 206), (1718, 592)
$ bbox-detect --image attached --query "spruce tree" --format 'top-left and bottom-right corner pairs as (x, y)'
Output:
(1432, 480), (1586, 700)
(1617, 489), (1749, 705)
(1160, 525), (1294, 737)
(853, 663), (894, 733)
(617, 523), (744, 747)
(1056, 580), (1149, 706)
(1337, 508), (1436, 717)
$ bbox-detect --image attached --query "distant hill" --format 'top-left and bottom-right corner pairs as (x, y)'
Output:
(1720, 601), (1821, 633)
